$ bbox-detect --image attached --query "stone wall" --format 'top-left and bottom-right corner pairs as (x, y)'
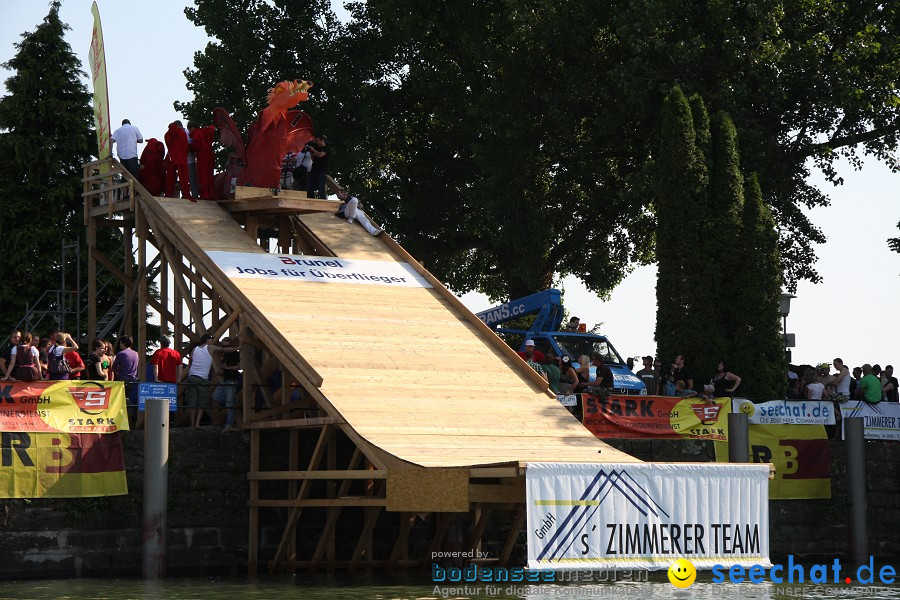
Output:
(0, 432), (897, 578)
(0, 429), (272, 578)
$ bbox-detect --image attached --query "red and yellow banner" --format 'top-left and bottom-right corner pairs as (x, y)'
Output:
(0, 432), (127, 498)
(582, 394), (731, 441)
(0, 381), (128, 433)
(89, 1), (111, 168)
(715, 424), (831, 499)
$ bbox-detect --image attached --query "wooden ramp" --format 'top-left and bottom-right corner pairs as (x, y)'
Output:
(140, 194), (639, 469)
(81, 159), (642, 572)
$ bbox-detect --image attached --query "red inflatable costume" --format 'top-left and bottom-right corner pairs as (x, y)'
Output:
(213, 80), (315, 196)
(164, 122), (193, 201)
(189, 125), (216, 200)
(137, 138), (165, 196)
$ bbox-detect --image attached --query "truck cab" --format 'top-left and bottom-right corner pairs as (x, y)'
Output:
(476, 289), (645, 395)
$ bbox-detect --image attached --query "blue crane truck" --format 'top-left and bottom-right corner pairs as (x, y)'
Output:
(475, 289), (646, 395)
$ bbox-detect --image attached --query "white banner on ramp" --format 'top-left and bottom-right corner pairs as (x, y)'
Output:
(208, 251), (432, 288)
(526, 462), (770, 571)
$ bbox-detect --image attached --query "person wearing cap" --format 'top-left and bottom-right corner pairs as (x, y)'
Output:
(516, 339), (546, 364)
(635, 355), (658, 395)
(855, 364), (882, 404)
(558, 355), (579, 394)
(305, 133), (331, 199)
(185, 333), (240, 429)
(150, 336), (182, 384)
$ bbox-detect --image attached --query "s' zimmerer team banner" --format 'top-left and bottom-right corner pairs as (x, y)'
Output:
(841, 400), (900, 441)
(582, 395), (731, 441)
(208, 251), (433, 288)
(526, 462), (770, 570)
(0, 432), (127, 498)
(88, 2), (111, 169)
(0, 381), (128, 433)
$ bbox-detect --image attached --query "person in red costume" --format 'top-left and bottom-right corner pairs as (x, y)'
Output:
(188, 123), (216, 199)
(164, 121), (194, 201)
(137, 138), (166, 196)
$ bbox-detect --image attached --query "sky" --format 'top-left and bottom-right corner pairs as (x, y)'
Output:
(1, 1), (898, 376)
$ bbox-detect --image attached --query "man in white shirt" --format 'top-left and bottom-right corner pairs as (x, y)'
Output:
(110, 119), (143, 177)
(185, 333), (240, 429)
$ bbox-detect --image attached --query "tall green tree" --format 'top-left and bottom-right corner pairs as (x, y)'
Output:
(0, 1), (96, 331)
(656, 91), (784, 397)
(655, 87), (710, 372)
(178, 0), (900, 302)
(708, 112), (746, 358)
(732, 174), (787, 398)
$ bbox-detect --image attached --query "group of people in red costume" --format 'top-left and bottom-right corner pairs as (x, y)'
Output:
(137, 121), (216, 202)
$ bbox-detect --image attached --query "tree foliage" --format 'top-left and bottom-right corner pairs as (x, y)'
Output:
(731, 173), (787, 399)
(656, 87), (785, 398)
(177, 0), (900, 301)
(0, 2), (96, 331)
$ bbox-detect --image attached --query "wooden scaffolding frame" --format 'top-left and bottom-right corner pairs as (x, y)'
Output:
(82, 158), (537, 574)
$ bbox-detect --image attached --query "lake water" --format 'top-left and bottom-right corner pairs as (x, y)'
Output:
(1, 574), (898, 600)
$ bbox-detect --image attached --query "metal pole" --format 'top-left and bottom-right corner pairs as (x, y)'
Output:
(76, 238), (81, 343)
(845, 417), (868, 567)
(142, 398), (169, 578)
(728, 412), (749, 463)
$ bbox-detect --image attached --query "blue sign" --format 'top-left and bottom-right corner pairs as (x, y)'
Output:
(138, 382), (177, 412)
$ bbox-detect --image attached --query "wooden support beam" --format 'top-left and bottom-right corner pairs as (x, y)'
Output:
(123, 225), (133, 334)
(136, 205), (148, 380)
(309, 449), (362, 573)
(92, 248), (131, 286)
(246, 400), (315, 424)
(467, 505), (493, 555)
(425, 514), (453, 569)
(290, 216), (334, 257)
(248, 469), (386, 481)
(349, 507), (383, 574)
(498, 508), (526, 567)
(387, 513), (414, 572)
(268, 425), (331, 574)
(87, 213), (97, 341)
(248, 428), (260, 577)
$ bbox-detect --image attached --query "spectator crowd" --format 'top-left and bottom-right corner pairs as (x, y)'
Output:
(0, 328), (244, 432)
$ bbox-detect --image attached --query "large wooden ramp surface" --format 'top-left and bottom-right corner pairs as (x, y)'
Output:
(142, 196), (639, 468)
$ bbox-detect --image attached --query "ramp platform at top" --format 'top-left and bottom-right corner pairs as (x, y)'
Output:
(137, 188), (638, 470)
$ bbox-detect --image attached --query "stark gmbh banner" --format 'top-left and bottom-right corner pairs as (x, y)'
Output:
(0, 381), (128, 433)
(582, 395), (731, 441)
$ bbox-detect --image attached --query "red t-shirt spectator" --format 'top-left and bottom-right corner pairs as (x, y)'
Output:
(65, 352), (86, 380)
(517, 349), (545, 363)
(150, 347), (182, 383)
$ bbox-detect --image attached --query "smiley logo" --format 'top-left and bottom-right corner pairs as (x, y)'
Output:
(739, 401), (755, 416)
(668, 557), (697, 588)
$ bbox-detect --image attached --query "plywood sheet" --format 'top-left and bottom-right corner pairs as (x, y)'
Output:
(142, 195), (641, 468)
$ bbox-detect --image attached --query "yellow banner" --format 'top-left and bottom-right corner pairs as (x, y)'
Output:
(0, 432), (127, 498)
(89, 2), (111, 169)
(0, 381), (129, 433)
(715, 424), (831, 499)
